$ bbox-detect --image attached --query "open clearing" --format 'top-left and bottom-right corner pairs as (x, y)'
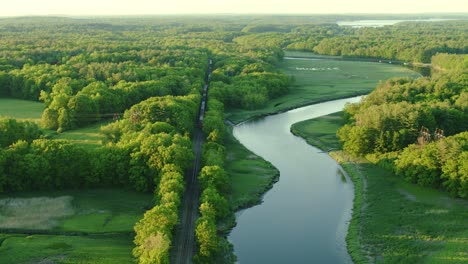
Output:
(0, 98), (44, 122)
(0, 189), (153, 263)
(47, 120), (112, 149)
(0, 233), (135, 264)
(0, 196), (74, 230)
(226, 53), (420, 123)
(0, 188), (153, 233)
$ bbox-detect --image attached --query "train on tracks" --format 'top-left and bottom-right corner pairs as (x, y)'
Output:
(198, 59), (212, 127)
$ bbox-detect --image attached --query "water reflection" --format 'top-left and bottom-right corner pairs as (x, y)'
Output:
(229, 97), (362, 264)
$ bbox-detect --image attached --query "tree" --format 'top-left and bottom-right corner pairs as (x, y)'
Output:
(195, 217), (219, 261)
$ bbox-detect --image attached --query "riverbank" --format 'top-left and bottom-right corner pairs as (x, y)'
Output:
(225, 127), (280, 212)
(292, 114), (468, 263)
(290, 111), (344, 151)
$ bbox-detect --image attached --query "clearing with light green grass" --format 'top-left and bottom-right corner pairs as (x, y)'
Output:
(0, 234), (135, 264)
(0, 189), (152, 233)
(0, 98), (44, 122)
(48, 120), (112, 148)
(0, 189), (153, 263)
(225, 52), (420, 123)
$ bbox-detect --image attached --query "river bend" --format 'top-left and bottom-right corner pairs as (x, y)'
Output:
(229, 96), (362, 264)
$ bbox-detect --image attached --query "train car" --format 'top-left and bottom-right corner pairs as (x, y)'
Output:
(200, 101), (206, 112)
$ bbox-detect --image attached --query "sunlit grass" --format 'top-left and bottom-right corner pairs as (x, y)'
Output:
(0, 98), (44, 122)
(0, 188), (153, 233)
(47, 120), (113, 148)
(290, 111), (343, 151)
(226, 53), (420, 123)
(0, 189), (153, 263)
(0, 234), (135, 264)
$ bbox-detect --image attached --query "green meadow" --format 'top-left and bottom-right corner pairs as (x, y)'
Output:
(225, 128), (279, 211)
(291, 111), (344, 151)
(47, 120), (112, 149)
(0, 189), (153, 263)
(0, 234), (135, 264)
(226, 53), (420, 123)
(0, 98), (44, 122)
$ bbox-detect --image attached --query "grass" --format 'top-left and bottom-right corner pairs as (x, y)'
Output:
(225, 128), (279, 211)
(284, 50), (344, 59)
(0, 189), (153, 263)
(0, 233), (135, 263)
(46, 120), (112, 149)
(0, 97), (109, 148)
(293, 114), (468, 264)
(0, 188), (153, 233)
(290, 111), (344, 151)
(0, 98), (44, 122)
(225, 54), (420, 123)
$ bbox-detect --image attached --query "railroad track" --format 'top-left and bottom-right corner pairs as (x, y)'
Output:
(171, 60), (211, 264)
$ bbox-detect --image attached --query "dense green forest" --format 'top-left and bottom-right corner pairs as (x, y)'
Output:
(0, 16), (466, 263)
(337, 53), (467, 197)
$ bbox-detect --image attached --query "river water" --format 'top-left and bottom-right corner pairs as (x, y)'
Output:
(228, 96), (362, 264)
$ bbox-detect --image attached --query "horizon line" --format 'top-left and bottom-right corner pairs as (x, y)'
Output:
(1, 12), (468, 18)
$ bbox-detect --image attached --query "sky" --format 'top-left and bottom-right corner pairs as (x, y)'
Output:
(1, 0), (467, 17)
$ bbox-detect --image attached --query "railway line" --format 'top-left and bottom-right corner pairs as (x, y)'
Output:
(171, 59), (212, 264)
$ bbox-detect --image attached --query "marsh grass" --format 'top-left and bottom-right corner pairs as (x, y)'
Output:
(0, 196), (74, 230)
(226, 54), (420, 123)
(225, 128), (279, 210)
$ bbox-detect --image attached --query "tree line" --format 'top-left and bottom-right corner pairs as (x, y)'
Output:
(337, 53), (467, 197)
(195, 98), (234, 263)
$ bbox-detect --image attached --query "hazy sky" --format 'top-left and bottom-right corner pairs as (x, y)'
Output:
(1, 0), (467, 16)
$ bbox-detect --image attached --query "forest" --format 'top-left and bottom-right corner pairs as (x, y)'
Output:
(0, 15), (466, 263)
(337, 53), (467, 197)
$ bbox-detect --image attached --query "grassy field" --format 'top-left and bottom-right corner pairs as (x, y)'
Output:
(0, 97), (109, 148)
(47, 120), (112, 149)
(0, 188), (153, 233)
(293, 114), (468, 264)
(0, 98), (44, 122)
(225, 128), (279, 211)
(0, 233), (135, 263)
(0, 189), (153, 263)
(290, 111), (344, 151)
(225, 53), (420, 123)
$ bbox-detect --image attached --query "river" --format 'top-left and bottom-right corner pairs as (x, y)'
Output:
(228, 96), (363, 264)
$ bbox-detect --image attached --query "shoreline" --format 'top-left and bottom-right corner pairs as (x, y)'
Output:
(288, 112), (367, 263)
(289, 114), (368, 262)
(226, 92), (367, 126)
(226, 99), (363, 263)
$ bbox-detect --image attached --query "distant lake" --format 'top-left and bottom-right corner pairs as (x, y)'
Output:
(337, 19), (454, 28)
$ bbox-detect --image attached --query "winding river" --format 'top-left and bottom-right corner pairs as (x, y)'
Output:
(228, 96), (363, 264)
